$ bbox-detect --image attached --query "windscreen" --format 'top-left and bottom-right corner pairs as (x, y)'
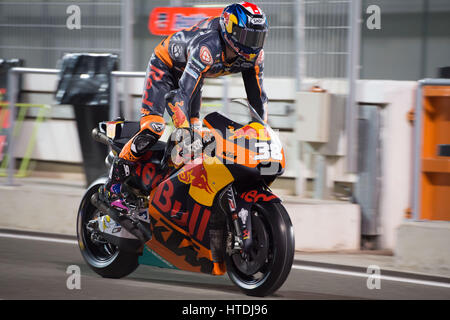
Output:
(221, 99), (265, 125)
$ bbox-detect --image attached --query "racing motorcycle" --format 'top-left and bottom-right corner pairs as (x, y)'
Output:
(76, 101), (295, 297)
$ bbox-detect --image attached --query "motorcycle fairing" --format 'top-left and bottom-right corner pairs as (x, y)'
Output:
(176, 155), (234, 207)
(140, 154), (233, 275)
(132, 150), (166, 193)
(238, 186), (281, 204)
(138, 246), (179, 270)
(138, 111), (282, 275)
(203, 112), (286, 170)
(144, 186), (220, 274)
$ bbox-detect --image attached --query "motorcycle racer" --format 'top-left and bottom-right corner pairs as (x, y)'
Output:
(100, 2), (269, 209)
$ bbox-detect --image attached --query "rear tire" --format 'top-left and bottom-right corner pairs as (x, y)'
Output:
(76, 179), (139, 279)
(225, 202), (295, 297)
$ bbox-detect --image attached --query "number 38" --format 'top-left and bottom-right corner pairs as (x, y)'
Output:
(254, 142), (283, 161)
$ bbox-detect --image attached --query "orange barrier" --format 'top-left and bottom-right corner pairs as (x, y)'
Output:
(418, 85), (450, 220)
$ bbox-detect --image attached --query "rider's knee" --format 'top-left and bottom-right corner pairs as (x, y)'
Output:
(140, 114), (166, 138)
(119, 115), (165, 161)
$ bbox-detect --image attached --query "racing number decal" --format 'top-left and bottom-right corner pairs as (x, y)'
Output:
(254, 142), (282, 161)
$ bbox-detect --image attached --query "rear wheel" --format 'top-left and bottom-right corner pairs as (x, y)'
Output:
(225, 202), (295, 297)
(76, 180), (139, 278)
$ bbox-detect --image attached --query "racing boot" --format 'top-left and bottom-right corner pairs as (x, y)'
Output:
(99, 157), (135, 214)
(100, 125), (161, 211)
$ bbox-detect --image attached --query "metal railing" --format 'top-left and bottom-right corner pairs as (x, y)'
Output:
(0, 102), (50, 178)
(3, 67), (232, 185)
(5, 67), (59, 185)
(110, 71), (146, 121)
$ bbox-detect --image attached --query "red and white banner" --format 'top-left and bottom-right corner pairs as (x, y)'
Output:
(148, 7), (223, 36)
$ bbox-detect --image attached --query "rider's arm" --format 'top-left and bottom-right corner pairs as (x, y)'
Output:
(241, 50), (268, 122)
(165, 45), (212, 128)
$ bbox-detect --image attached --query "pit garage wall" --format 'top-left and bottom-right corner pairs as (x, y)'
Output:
(12, 74), (415, 250)
(356, 80), (416, 250)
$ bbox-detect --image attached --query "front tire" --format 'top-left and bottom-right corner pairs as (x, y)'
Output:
(76, 179), (139, 278)
(225, 202), (295, 297)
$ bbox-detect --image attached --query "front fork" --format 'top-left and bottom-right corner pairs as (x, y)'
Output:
(224, 186), (253, 256)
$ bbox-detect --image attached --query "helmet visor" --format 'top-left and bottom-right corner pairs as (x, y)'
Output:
(231, 24), (267, 49)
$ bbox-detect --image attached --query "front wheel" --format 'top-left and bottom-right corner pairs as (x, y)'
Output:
(225, 202), (295, 297)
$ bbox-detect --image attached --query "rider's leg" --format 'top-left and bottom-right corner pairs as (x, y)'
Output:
(119, 114), (166, 161)
(101, 115), (166, 206)
(101, 55), (173, 206)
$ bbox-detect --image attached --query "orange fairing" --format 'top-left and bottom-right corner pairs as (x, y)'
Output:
(203, 119), (285, 169)
(146, 189), (226, 275)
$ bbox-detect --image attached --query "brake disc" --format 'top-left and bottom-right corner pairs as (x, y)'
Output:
(231, 212), (269, 275)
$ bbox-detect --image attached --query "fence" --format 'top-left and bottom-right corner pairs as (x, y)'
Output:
(298, 0), (361, 173)
(184, 0), (297, 78)
(0, 0), (122, 69)
(1, 0), (363, 184)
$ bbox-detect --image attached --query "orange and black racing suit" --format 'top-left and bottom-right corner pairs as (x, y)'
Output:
(119, 16), (268, 163)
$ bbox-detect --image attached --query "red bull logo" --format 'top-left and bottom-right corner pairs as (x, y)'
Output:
(178, 160), (214, 194)
(228, 122), (271, 141)
(168, 101), (189, 128)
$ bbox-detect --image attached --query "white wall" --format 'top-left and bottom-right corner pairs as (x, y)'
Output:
(357, 80), (416, 249)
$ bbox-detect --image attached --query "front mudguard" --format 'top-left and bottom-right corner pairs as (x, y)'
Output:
(233, 185), (281, 253)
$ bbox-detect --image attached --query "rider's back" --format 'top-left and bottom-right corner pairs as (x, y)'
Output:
(154, 17), (223, 73)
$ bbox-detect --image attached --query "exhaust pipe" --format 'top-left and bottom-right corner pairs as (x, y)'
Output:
(90, 193), (152, 243)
